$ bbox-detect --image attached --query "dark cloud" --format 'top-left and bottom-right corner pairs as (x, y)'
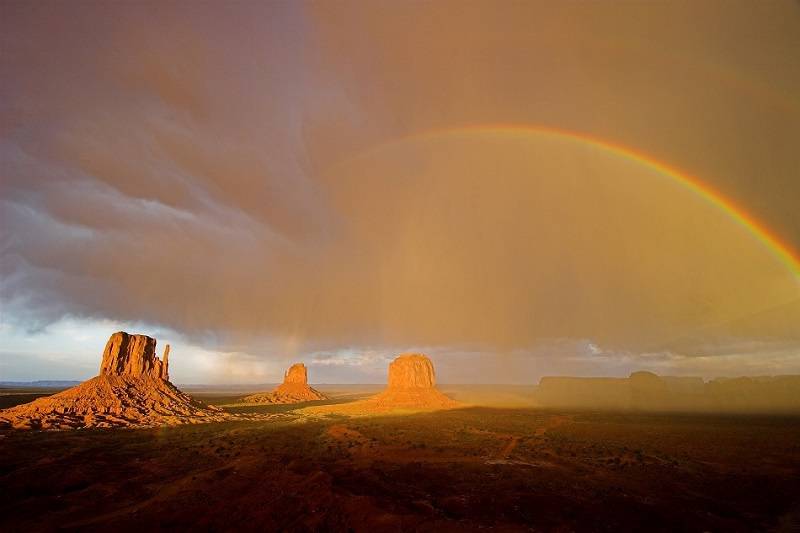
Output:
(1, 1), (799, 379)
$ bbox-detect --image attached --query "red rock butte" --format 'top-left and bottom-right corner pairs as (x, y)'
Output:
(100, 332), (170, 380)
(0, 332), (228, 430)
(368, 353), (459, 409)
(387, 354), (436, 389)
(244, 363), (328, 404)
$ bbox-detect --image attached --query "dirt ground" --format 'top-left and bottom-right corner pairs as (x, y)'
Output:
(1, 386), (799, 532)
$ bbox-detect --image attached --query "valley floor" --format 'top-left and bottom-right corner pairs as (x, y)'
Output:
(1, 388), (799, 531)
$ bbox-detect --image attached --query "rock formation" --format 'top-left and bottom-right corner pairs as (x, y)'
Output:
(243, 363), (328, 404)
(367, 353), (459, 409)
(99, 331), (170, 380)
(534, 371), (800, 412)
(387, 354), (436, 388)
(283, 362), (308, 384)
(0, 332), (229, 430)
(303, 353), (459, 416)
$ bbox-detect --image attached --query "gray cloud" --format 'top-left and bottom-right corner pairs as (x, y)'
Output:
(2, 1), (799, 380)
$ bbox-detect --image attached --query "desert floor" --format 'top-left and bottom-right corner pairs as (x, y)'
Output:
(1, 385), (799, 531)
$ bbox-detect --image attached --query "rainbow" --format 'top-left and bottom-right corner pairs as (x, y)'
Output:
(390, 124), (800, 281)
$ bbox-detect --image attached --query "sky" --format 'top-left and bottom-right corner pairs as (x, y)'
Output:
(1, 1), (799, 384)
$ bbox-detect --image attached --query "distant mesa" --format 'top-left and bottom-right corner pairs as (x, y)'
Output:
(243, 363), (328, 404)
(536, 372), (698, 411)
(0, 332), (230, 430)
(536, 371), (800, 412)
(362, 353), (459, 411)
(299, 353), (459, 416)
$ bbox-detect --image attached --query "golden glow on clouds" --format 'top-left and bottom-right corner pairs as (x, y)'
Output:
(405, 125), (800, 280)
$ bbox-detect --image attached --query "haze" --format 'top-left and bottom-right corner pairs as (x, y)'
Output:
(2, 1), (799, 384)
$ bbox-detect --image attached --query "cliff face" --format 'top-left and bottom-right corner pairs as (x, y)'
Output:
(99, 332), (169, 380)
(387, 354), (436, 389)
(283, 363), (308, 385)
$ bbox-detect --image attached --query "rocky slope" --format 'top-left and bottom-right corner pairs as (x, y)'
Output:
(0, 332), (231, 429)
(367, 354), (460, 409)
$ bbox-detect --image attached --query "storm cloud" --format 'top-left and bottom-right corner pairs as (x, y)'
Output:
(2, 1), (799, 381)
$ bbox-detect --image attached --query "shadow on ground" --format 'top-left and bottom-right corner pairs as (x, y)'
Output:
(2, 404), (800, 531)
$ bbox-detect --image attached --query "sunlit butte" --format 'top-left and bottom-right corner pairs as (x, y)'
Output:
(2, 1), (800, 530)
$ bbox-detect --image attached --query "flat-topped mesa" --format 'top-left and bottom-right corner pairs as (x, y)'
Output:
(368, 353), (459, 409)
(294, 353), (460, 415)
(387, 354), (436, 389)
(99, 332), (169, 380)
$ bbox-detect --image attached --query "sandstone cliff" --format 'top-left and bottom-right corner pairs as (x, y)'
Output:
(99, 332), (170, 380)
(387, 354), (436, 389)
